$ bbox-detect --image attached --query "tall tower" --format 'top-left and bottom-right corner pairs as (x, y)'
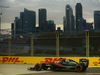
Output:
(63, 16), (66, 31)
(39, 9), (47, 31)
(23, 8), (36, 33)
(64, 4), (74, 32)
(20, 12), (24, 33)
(75, 3), (83, 30)
(94, 11), (100, 31)
(11, 23), (14, 38)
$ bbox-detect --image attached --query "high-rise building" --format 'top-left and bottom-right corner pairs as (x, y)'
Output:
(63, 16), (66, 32)
(11, 23), (14, 38)
(42, 20), (55, 32)
(94, 11), (100, 31)
(14, 17), (19, 37)
(39, 9), (47, 31)
(75, 3), (83, 30)
(20, 12), (24, 32)
(64, 4), (74, 32)
(71, 15), (75, 31)
(23, 8), (36, 33)
(11, 8), (36, 38)
(46, 20), (55, 32)
(78, 18), (86, 31)
(86, 23), (93, 31)
(13, 17), (22, 38)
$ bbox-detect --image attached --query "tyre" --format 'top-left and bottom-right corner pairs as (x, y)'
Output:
(75, 64), (82, 72)
(82, 67), (87, 72)
(34, 63), (42, 71)
(80, 63), (87, 72)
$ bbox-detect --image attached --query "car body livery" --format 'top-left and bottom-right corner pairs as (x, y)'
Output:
(28, 59), (89, 72)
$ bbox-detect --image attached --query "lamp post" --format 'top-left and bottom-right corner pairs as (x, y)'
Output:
(85, 30), (89, 57)
(56, 31), (59, 57)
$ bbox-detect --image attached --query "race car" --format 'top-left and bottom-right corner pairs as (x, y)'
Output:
(28, 58), (89, 72)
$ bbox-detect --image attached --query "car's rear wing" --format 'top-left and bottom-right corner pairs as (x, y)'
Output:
(79, 59), (89, 67)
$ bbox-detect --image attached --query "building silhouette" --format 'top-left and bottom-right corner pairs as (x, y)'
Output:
(45, 20), (55, 32)
(78, 18), (86, 31)
(64, 4), (75, 32)
(11, 23), (14, 38)
(14, 17), (21, 38)
(86, 23), (93, 30)
(75, 3), (83, 30)
(94, 11), (100, 32)
(11, 8), (36, 38)
(39, 9), (47, 32)
(22, 8), (36, 33)
(20, 12), (24, 32)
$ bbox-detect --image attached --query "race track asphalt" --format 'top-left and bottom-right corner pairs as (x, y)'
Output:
(0, 63), (100, 75)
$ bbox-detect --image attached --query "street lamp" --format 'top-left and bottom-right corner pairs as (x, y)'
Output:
(85, 30), (89, 57)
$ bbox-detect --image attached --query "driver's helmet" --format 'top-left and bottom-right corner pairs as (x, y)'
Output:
(60, 58), (66, 62)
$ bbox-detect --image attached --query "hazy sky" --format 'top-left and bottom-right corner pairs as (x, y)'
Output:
(0, 0), (100, 30)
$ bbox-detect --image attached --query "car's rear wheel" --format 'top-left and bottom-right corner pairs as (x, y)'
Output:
(75, 64), (82, 72)
(34, 63), (42, 71)
(80, 63), (87, 72)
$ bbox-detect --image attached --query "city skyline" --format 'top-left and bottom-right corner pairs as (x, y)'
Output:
(0, 0), (100, 30)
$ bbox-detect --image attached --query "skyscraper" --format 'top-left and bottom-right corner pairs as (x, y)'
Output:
(63, 16), (66, 31)
(39, 9), (47, 31)
(11, 8), (36, 38)
(23, 8), (36, 33)
(94, 11), (100, 31)
(14, 17), (19, 37)
(11, 23), (14, 38)
(71, 15), (75, 31)
(20, 12), (24, 32)
(75, 3), (83, 30)
(64, 4), (74, 32)
(45, 20), (55, 32)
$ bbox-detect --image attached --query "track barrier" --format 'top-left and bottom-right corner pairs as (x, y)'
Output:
(0, 56), (100, 67)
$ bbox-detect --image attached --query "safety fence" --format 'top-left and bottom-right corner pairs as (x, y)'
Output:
(0, 31), (100, 57)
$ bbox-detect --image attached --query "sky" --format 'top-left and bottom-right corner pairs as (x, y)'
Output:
(0, 0), (100, 30)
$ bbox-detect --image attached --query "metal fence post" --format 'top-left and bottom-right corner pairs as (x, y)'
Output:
(8, 38), (11, 56)
(31, 34), (33, 56)
(86, 31), (89, 57)
(56, 31), (59, 57)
